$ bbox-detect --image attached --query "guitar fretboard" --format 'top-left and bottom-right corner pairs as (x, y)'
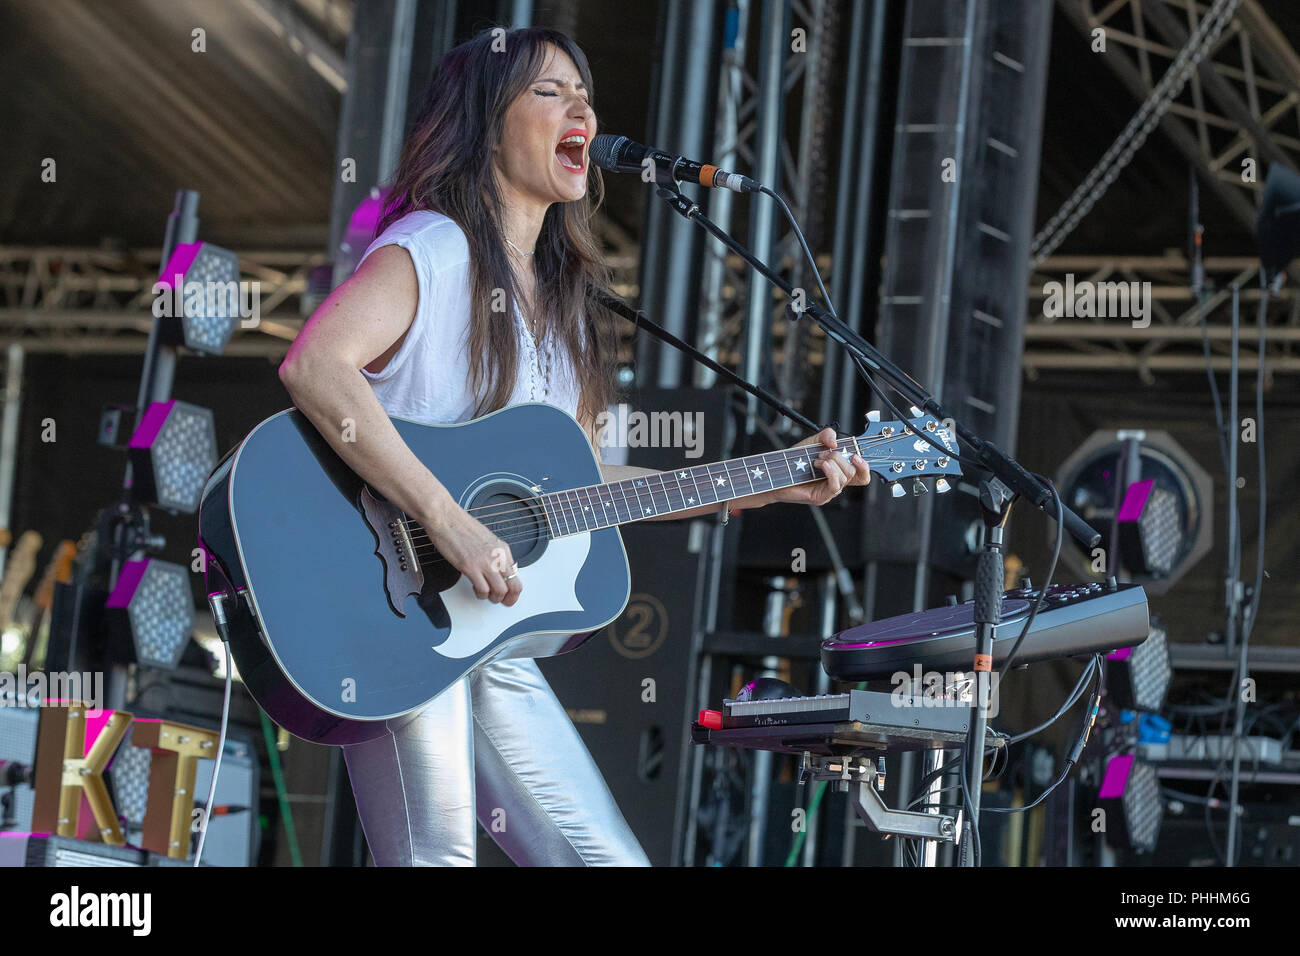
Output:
(535, 438), (863, 537)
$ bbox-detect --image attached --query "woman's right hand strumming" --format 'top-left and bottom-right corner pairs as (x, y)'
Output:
(422, 499), (523, 607)
(279, 244), (523, 610)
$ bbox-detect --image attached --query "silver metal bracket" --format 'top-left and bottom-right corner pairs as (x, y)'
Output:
(799, 753), (957, 843)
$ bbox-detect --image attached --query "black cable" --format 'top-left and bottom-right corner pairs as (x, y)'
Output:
(997, 477), (1065, 681)
(958, 746), (982, 867)
(989, 741), (1011, 780)
(908, 743), (1007, 810)
(986, 656), (1103, 815)
(1196, 274), (1271, 865)
(1198, 303), (1231, 472)
(1202, 577), (1243, 865)
(1245, 272), (1267, 640)
(758, 185), (837, 320)
(1281, 712), (1300, 751)
(910, 757), (961, 801)
(908, 783), (968, 810)
(1007, 655), (1098, 746)
(1204, 769), (1239, 866)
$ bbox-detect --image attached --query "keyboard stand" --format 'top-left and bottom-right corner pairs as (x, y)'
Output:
(691, 718), (1005, 849)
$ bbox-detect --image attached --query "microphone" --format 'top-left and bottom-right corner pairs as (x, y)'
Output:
(589, 134), (760, 194)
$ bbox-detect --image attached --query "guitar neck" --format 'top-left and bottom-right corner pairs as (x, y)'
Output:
(537, 437), (863, 537)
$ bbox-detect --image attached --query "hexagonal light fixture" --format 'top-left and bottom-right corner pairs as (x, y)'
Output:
(1099, 753), (1163, 854)
(105, 558), (195, 670)
(1117, 479), (1184, 575)
(155, 241), (243, 355)
(1107, 623), (1172, 714)
(128, 399), (218, 514)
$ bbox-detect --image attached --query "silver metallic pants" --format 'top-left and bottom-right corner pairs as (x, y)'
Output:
(342, 657), (650, 866)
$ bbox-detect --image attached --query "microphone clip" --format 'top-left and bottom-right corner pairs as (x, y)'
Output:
(656, 184), (700, 221)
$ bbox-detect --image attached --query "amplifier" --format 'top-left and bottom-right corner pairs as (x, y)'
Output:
(0, 697), (40, 832)
(109, 723), (260, 867)
(0, 698), (258, 865)
(1144, 798), (1300, 867)
(0, 833), (192, 867)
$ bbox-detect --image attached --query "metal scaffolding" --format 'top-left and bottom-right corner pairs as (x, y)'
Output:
(1026, 252), (1300, 376)
(0, 246), (320, 356)
(1054, 0), (1300, 242)
(13, 0), (1300, 383)
(681, 0), (839, 424)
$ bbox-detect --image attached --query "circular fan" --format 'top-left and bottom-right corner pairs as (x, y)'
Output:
(1054, 430), (1212, 595)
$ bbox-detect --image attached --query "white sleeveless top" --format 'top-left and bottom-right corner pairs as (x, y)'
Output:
(357, 210), (580, 426)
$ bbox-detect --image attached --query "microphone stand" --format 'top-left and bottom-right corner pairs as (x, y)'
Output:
(651, 182), (1103, 859)
(652, 186), (1100, 550)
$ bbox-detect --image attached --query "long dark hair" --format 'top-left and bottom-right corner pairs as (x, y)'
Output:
(378, 26), (618, 424)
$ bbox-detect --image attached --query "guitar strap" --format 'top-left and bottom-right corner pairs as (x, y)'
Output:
(591, 287), (824, 435)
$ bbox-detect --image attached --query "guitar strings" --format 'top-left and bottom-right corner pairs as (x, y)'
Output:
(404, 429), (925, 532)
(404, 451), (834, 550)
(400, 431), (941, 548)
(443, 439), (864, 524)
(410, 462), (830, 552)
(403, 443), (842, 543)
(402, 443), (920, 571)
(396, 432), (950, 573)
(403, 467), (834, 573)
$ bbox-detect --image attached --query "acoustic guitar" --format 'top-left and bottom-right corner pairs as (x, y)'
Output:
(197, 402), (961, 744)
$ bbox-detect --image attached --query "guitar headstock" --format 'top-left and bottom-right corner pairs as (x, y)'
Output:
(34, 540), (78, 611)
(852, 409), (962, 497)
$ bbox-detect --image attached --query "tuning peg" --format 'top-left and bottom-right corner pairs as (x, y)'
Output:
(908, 405), (923, 418)
(935, 478), (951, 494)
(866, 410), (881, 422)
(911, 478), (928, 496)
(890, 482), (906, 498)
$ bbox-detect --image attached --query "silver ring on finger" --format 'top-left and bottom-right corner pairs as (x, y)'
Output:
(505, 571), (518, 580)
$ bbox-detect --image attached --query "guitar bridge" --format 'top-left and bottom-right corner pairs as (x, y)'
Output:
(359, 486), (425, 617)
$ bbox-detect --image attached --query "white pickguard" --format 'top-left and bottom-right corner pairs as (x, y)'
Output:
(431, 531), (591, 659)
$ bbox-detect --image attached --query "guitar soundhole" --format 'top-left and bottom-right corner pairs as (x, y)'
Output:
(420, 481), (549, 597)
(468, 481), (549, 570)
